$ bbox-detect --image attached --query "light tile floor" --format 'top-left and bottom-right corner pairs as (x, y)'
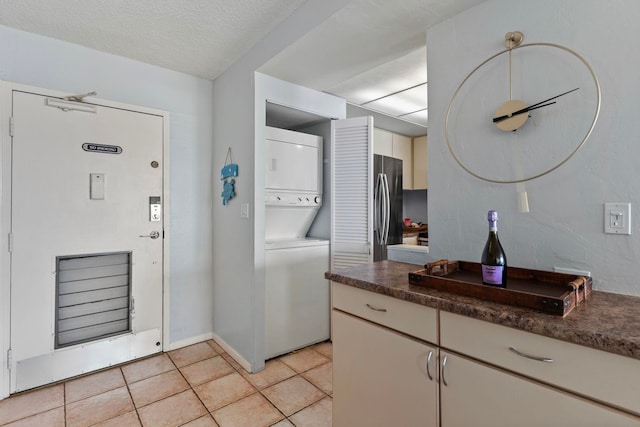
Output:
(0, 340), (333, 426)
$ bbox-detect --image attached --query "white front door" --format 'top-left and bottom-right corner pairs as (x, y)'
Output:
(9, 90), (165, 393)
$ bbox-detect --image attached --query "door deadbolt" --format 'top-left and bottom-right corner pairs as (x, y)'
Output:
(140, 231), (160, 239)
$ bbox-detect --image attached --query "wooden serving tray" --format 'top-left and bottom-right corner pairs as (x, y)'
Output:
(408, 260), (592, 316)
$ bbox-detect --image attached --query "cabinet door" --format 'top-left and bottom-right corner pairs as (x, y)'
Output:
(331, 117), (373, 269)
(333, 310), (438, 427)
(373, 128), (393, 156)
(392, 134), (413, 189)
(440, 352), (640, 427)
(413, 135), (428, 189)
(441, 310), (640, 415)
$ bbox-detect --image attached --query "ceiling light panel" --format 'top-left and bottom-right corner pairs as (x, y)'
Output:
(399, 110), (428, 127)
(364, 84), (427, 117)
(327, 47), (427, 104)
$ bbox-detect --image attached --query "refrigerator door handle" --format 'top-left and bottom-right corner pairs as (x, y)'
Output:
(375, 173), (384, 245)
(382, 173), (391, 244)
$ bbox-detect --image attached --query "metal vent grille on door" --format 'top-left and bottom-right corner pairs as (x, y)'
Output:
(56, 252), (131, 348)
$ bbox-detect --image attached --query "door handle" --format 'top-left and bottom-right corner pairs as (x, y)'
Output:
(139, 231), (160, 239)
(426, 350), (434, 381)
(375, 173), (384, 244)
(508, 346), (553, 363)
(365, 303), (387, 312)
(382, 173), (390, 244)
(441, 355), (448, 386)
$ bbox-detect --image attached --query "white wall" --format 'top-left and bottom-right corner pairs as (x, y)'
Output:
(427, 0), (640, 295)
(0, 25), (215, 345)
(211, 0), (350, 372)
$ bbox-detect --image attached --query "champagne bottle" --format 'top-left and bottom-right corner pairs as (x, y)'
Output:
(481, 210), (507, 287)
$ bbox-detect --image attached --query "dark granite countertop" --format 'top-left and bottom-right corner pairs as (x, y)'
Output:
(326, 260), (640, 361)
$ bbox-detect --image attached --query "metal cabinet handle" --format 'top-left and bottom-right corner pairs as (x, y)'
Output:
(426, 350), (434, 381)
(139, 231), (160, 239)
(441, 355), (448, 386)
(365, 303), (387, 312)
(509, 346), (553, 363)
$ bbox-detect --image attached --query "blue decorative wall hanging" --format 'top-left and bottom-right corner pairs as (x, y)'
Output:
(221, 147), (238, 206)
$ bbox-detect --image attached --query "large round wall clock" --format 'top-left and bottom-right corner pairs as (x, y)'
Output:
(445, 31), (601, 184)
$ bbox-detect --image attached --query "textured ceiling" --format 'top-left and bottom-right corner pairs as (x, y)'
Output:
(0, 0), (307, 80)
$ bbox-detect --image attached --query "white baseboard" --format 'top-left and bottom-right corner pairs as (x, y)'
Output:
(211, 333), (252, 373)
(165, 332), (252, 373)
(166, 332), (215, 351)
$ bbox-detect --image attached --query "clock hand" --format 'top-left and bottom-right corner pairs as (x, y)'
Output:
(518, 101), (556, 113)
(493, 102), (555, 123)
(493, 88), (580, 123)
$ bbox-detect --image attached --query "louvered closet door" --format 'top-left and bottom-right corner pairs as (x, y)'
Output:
(331, 117), (373, 269)
(9, 90), (164, 393)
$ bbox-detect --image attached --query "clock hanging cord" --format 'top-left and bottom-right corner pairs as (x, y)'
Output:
(509, 43), (513, 100)
(507, 33), (530, 212)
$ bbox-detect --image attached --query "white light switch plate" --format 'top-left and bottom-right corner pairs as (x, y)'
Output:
(604, 203), (631, 235)
(90, 173), (105, 200)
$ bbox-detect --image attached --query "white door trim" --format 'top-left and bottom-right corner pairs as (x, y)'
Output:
(0, 81), (171, 399)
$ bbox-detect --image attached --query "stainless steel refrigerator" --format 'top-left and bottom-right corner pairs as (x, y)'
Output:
(373, 154), (403, 261)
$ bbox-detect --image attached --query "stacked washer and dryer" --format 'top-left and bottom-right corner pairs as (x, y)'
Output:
(264, 126), (330, 359)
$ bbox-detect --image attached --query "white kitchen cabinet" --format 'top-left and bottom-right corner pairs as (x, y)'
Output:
(392, 133), (413, 189)
(331, 282), (438, 427)
(413, 135), (428, 189)
(440, 351), (640, 427)
(373, 128), (413, 189)
(332, 309), (438, 427)
(440, 311), (640, 416)
(332, 283), (640, 425)
(332, 281), (437, 342)
(373, 128), (393, 156)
